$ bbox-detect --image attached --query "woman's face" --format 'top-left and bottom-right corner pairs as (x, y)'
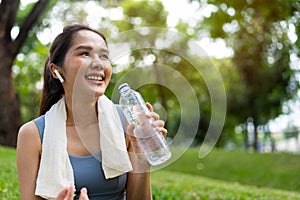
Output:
(61, 30), (112, 99)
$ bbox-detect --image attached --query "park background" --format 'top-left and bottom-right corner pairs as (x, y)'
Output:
(1, 0), (300, 199)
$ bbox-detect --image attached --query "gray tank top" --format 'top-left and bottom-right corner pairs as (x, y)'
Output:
(33, 106), (128, 200)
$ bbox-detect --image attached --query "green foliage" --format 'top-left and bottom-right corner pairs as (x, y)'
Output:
(191, 0), (300, 149)
(116, 0), (167, 30)
(199, 0), (300, 126)
(214, 58), (248, 145)
(13, 39), (49, 122)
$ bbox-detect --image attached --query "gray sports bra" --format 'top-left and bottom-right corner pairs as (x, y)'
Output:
(33, 106), (128, 200)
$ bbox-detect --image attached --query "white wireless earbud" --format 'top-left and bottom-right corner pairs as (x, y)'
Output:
(54, 69), (64, 83)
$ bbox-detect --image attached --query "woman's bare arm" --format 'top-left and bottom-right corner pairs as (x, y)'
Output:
(125, 103), (167, 200)
(126, 127), (152, 200)
(16, 121), (43, 200)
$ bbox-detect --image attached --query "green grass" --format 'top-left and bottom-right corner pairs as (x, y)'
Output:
(1, 146), (300, 199)
(163, 148), (300, 192)
(152, 171), (300, 200)
(0, 146), (19, 199)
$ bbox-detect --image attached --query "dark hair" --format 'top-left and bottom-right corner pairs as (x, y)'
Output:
(38, 24), (107, 115)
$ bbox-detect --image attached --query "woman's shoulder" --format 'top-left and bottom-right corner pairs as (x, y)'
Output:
(18, 120), (39, 137)
(17, 119), (42, 152)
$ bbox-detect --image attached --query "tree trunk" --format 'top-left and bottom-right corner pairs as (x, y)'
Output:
(0, 0), (49, 147)
(0, 54), (21, 147)
(253, 126), (258, 151)
(244, 128), (248, 150)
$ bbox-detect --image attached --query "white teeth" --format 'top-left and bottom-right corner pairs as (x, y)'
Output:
(86, 76), (103, 81)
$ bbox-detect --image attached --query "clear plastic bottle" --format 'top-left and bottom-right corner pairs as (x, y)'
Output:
(118, 83), (171, 165)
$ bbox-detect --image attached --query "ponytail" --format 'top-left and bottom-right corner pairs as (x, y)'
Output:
(38, 57), (64, 116)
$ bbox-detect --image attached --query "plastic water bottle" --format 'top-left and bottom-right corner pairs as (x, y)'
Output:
(118, 83), (171, 165)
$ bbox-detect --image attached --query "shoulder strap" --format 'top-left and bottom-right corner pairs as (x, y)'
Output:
(33, 106), (127, 142)
(33, 115), (45, 141)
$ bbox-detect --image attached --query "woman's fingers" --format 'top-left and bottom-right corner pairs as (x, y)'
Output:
(126, 123), (135, 136)
(146, 111), (159, 121)
(155, 126), (168, 138)
(145, 103), (167, 137)
(55, 186), (89, 200)
(151, 119), (165, 128)
(126, 123), (142, 152)
(66, 186), (75, 199)
(55, 187), (69, 200)
(78, 188), (89, 200)
(145, 102), (153, 112)
(55, 186), (75, 200)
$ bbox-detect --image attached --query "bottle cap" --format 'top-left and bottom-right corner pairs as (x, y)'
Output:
(118, 83), (130, 93)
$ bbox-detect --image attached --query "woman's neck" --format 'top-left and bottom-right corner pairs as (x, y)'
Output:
(64, 94), (99, 127)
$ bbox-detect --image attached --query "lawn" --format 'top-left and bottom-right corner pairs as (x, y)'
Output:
(0, 146), (19, 199)
(152, 171), (300, 200)
(163, 148), (300, 192)
(1, 146), (300, 199)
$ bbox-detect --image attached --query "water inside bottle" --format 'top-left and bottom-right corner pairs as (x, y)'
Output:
(134, 125), (171, 165)
(122, 103), (171, 165)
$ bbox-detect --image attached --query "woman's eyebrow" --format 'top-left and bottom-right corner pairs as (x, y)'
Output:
(74, 45), (93, 51)
(74, 45), (109, 53)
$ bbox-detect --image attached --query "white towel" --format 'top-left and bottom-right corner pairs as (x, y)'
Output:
(35, 96), (132, 199)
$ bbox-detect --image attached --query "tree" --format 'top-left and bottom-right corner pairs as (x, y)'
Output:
(2, 0), (231, 149)
(108, 0), (212, 147)
(0, 0), (49, 146)
(197, 0), (300, 150)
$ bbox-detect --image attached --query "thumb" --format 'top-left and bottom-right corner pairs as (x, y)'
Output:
(78, 187), (89, 200)
(126, 123), (135, 136)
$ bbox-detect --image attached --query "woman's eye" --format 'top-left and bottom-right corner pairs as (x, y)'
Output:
(81, 52), (90, 56)
(100, 54), (109, 60)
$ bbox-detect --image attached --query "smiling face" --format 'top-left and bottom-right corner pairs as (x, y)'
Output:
(61, 30), (112, 100)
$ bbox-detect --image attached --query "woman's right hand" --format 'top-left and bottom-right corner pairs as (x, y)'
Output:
(56, 186), (89, 200)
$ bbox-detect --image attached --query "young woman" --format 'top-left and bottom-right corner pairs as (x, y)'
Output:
(16, 24), (167, 200)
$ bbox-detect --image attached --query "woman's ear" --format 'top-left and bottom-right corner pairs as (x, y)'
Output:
(50, 63), (64, 83)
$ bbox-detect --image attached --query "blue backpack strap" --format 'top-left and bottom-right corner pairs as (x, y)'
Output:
(33, 115), (45, 141)
(33, 106), (127, 142)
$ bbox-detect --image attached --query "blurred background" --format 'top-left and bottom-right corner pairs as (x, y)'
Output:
(1, 0), (300, 199)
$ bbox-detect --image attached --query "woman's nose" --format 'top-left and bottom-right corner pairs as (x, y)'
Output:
(90, 57), (110, 70)
(90, 64), (103, 71)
